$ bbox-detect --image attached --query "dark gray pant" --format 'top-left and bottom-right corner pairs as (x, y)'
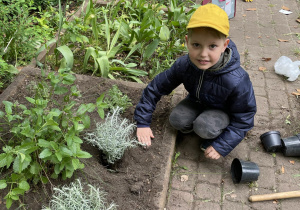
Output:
(169, 98), (230, 139)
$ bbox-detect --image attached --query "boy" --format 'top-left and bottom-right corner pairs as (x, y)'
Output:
(134, 4), (257, 160)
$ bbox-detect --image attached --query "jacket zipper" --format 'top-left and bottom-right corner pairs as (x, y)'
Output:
(196, 71), (205, 99)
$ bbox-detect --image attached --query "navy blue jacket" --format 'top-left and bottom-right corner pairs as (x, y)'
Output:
(134, 40), (257, 157)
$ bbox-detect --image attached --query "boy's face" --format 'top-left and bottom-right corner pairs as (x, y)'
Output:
(185, 28), (230, 70)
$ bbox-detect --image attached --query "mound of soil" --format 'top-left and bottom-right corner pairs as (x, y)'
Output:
(0, 67), (181, 210)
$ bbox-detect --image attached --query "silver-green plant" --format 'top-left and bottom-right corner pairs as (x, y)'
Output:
(84, 107), (143, 164)
(42, 179), (117, 210)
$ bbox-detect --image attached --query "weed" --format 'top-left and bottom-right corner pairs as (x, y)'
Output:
(104, 85), (133, 112)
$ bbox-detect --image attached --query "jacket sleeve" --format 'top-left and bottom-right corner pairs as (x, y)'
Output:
(211, 72), (257, 157)
(134, 56), (187, 127)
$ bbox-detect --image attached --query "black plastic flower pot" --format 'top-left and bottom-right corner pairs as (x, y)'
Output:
(260, 131), (282, 152)
(231, 158), (260, 184)
(281, 134), (300, 156)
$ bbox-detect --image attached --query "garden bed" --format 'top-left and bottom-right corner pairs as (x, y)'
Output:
(0, 67), (184, 209)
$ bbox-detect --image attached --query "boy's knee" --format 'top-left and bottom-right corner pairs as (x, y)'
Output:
(169, 112), (193, 132)
(193, 109), (229, 139)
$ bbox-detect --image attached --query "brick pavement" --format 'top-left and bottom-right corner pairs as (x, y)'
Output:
(165, 0), (300, 209)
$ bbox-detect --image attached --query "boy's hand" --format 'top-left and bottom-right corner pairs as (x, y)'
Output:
(204, 146), (221, 160)
(136, 127), (154, 146)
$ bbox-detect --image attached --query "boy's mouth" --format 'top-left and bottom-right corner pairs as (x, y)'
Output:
(198, 60), (209, 65)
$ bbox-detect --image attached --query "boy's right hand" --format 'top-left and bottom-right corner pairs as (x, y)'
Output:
(137, 127), (154, 146)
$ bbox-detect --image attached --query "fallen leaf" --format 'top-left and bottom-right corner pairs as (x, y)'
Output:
(281, 165), (285, 174)
(259, 67), (266, 71)
(292, 89), (300, 96)
(246, 8), (257, 11)
(180, 175), (188, 182)
(297, 41), (300, 44)
(245, 36), (251, 39)
(273, 200), (278, 204)
(296, 19), (300, 23)
(292, 91), (300, 96)
(289, 160), (295, 164)
(282, 6), (290, 11)
(230, 194), (237, 198)
(243, 14), (246, 17)
(278, 39), (289, 42)
(262, 57), (272, 61)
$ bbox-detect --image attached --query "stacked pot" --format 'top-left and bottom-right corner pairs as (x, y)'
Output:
(260, 131), (300, 156)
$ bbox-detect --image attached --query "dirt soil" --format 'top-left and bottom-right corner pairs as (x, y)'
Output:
(0, 67), (178, 210)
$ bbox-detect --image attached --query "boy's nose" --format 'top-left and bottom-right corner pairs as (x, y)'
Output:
(199, 48), (208, 57)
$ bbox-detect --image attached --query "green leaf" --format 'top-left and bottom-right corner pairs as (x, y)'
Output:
(0, 111), (4, 118)
(61, 147), (73, 157)
(39, 148), (52, 159)
(6, 197), (13, 209)
(124, 43), (141, 61)
(159, 25), (170, 41)
(55, 45), (74, 70)
(143, 39), (160, 60)
(3, 101), (13, 114)
(19, 181), (30, 191)
(38, 139), (51, 148)
(0, 153), (8, 168)
(76, 150), (92, 159)
(25, 97), (35, 104)
(0, 180), (7, 189)
(73, 136), (83, 144)
(55, 151), (63, 161)
(29, 161), (41, 175)
(54, 85), (69, 95)
(97, 56), (110, 77)
(83, 47), (97, 71)
(97, 108), (105, 119)
(7, 65), (19, 74)
(62, 73), (76, 85)
(81, 114), (90, 128)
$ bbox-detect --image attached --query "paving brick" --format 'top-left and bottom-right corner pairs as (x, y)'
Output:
(194, 200), (221, 210)
(197, 162), (224, 185)
(254, 96), (269, 116)
(222, 201), (251, 210)
(266, 78), (286, 91)
(171, 158), (198, 191)
(166, 189), (194, 210)
(194, 183), (221, 202)
(175, 133), (201, 161)
(249, 151), (275, 167)
(256, 167), (276, 189)
(268, 89), (289, 108)
(222, 177), (251, 204)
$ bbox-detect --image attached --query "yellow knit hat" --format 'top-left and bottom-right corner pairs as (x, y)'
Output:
(187, 4), (229, 37)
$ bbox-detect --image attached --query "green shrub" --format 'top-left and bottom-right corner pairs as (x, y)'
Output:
(84, 107), (142, 164)
(42, 179), (117, 210)
(0, 66), (108, 209)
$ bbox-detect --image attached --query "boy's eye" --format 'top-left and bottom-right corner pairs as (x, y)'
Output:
(210, 44), (217, 49)
(192, 43), (200, 47)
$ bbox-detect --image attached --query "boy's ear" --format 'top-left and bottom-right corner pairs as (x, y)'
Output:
(223, 38), (230, 51)
(185, 35), (188, 44)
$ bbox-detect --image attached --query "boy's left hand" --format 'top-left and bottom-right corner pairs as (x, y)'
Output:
(204, 146), (221, 160)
